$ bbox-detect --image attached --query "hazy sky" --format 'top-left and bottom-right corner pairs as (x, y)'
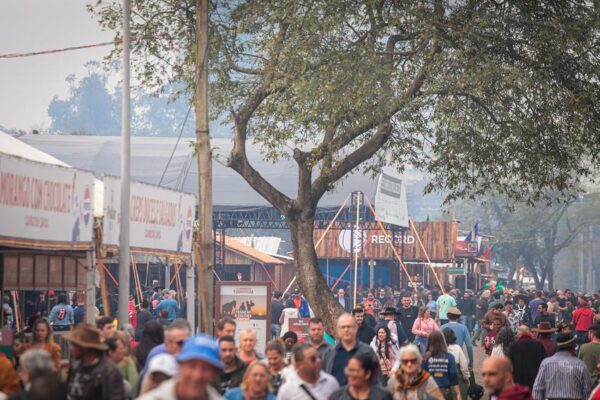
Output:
(0, 0), (115, 131)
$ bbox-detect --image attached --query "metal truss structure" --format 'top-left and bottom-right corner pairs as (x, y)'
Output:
(212, 204), (407, 231)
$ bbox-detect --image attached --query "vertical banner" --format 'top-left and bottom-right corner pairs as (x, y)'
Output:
(103, 176), (196, 254)
(216, 282), (271, 354)
(374, 166), (409, 228)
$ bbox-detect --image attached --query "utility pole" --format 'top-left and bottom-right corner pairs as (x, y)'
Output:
(195, 0), (213, 334)
(118, 0), (131, 327)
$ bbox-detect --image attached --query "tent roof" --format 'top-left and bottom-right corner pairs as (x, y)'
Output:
(223, 235), (287, 265)
(16, 134), (443, 218)
(0, 131), (104, 217)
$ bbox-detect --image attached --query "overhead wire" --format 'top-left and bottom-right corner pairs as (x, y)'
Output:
(158, 103), (193, 186)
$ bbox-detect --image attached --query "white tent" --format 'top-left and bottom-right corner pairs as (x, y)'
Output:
(0, 131), (104, 217)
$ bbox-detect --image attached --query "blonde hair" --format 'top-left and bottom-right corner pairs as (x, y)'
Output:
(239, 328), (257, 339)
(240, 361), (272, 392)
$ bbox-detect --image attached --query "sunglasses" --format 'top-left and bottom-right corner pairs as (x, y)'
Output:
(401, 358), (418, 365)
(175, 340), (185, 347)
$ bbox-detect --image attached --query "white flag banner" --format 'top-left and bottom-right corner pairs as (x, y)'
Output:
(374, 166), (409, 228)
(103, 176), (196, 254)
(0, 153), (95, 248)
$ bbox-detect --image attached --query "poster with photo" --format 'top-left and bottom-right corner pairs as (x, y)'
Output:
(216, 282), (271, 354)
(288, 318), (310, 343)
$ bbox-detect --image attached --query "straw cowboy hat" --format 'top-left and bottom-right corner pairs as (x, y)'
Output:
(64, 324), (108, 351)
(447, 307), (462, 317)
(532, 321), (557, 334)
(480, 290), (491, 299)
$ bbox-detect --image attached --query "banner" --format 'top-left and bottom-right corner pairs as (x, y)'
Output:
(216, 282), (271, 354)
(103, 176), (195, 254)
(374, 167), (409, 228)
(454, 240), (479, 257)
(288, 318), (310, 343)
(315, 221), (457, 261)
(0, 153), (94, 248)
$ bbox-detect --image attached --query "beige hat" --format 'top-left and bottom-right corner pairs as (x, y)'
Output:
(481, 290), (491, 299)
(447, 307), (462, 316)
(64, 324), (107, 351)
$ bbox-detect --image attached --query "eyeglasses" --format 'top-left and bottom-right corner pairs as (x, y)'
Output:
(401, 358), (418, 365)
(175, 340), (185, 347)
(307, 355), (321, 363)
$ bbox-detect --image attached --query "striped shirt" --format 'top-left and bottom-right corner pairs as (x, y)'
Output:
(532, 350), (592, 400)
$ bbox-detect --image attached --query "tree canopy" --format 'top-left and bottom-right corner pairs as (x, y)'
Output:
(91, 0), (600, 204)
(90, 0), (600, 329)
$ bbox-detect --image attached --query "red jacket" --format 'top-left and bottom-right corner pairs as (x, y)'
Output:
(573, 306), (594, 331)
(498, 384), (533, 400)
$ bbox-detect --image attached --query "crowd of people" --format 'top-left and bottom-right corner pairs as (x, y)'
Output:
(2, 284), (600, 399)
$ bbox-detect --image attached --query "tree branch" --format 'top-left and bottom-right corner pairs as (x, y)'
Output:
(311, 122), (393, 203)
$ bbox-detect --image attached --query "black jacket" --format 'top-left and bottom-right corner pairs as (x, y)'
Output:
(356, 323), (376, 345)
(322, 342), (377, 377)
(66, 355), (125, 400)
(330, 384), (393, 400)
(508, 338), (547, 390)
(398, 305), (419, 341)
(459, 297), (477, 316)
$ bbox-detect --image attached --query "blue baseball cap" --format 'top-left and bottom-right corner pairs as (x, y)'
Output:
(175, 334), (223, 369)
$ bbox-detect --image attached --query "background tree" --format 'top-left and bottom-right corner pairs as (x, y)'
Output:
(90, 1), (600, 330)
(47, 62), (233, 137)
(48, 63), (119, 135)
(456, 193), (600, 290)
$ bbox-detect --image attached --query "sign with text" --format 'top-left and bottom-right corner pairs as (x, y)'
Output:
(374, 167), (409, 228)
(103, 176), (195, 254)
(0, 153), (94, 248)
(454, 240), (479, 257)
(315, 221), (457, 261)
(216, 282), (271, 355)
(288, 318), (310, 343)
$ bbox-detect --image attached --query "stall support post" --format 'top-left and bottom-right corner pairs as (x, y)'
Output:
(187, 259), (196, 332)
(85, 250), (97, 324)
(165, 256), (170, 290)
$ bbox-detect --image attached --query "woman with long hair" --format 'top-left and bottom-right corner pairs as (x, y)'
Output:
(422, 331), (460, 400)
(370, 325), (400, 385)
(330, 352), (390, 400)
(133, 320), (164, 371)
(492, 326), (515, 357)
(442, 328), (469, 400)
(107, 331), (140, 397)
(387, 344), (444, 400)
(29, 317), (61, 371)
(412, 306), (439, 354)
(223, 361), (276, 400)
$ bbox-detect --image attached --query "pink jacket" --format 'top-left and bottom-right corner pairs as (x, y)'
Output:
(412, 317), (439, 338)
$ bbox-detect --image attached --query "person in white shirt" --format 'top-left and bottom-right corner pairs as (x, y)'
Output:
(278, 343), (339, 400)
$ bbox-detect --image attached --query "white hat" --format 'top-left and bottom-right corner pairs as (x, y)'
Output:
(147, 353), (179, 377)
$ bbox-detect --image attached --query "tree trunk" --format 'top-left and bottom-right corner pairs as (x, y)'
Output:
(545, 255), (555, 291)
(288, 213), (343, 335)
(195, 0), (213, 334)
